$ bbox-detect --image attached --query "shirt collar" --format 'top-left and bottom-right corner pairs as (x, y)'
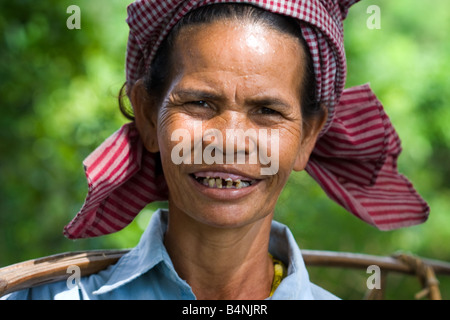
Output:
(268, 220), (316, 299)
(93, 209), (174, 295)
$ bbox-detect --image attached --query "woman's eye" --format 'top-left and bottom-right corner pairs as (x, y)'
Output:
(257, 107), (279, 115)
(187, 100), (209, 108)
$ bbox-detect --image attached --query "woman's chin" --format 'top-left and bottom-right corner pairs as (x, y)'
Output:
(170, 197), (274, 230)
(199, 209), (268, 229)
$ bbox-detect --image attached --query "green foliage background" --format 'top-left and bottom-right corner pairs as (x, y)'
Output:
(1, 0), (449, 299)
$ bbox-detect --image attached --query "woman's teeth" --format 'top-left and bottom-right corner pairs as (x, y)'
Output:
(194, 175), (252, 189)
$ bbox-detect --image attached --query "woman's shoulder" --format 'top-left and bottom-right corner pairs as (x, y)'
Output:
(2, 279), (81, 300)
(309, 283), (340, 300)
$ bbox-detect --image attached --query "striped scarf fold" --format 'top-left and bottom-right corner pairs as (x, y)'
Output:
(306, 85), (429, 230)
(63, 0), (429, 239)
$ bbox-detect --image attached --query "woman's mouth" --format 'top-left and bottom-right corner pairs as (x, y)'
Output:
(187, 170), (262, 201)
(190, 171), (258, 189)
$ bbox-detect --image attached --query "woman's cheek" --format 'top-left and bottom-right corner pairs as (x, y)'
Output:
(277, 129), (302, 174)
(158, 114), (195, 165)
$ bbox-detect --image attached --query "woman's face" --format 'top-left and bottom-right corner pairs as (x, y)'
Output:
(135, 20), (322, 229)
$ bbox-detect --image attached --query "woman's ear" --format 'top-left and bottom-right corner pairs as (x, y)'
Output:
(293, 107), (328, 172)
(130, 79), (159, 153)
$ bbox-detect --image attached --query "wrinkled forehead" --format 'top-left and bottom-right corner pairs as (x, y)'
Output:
(170, 21), (306, 105)
(173, 20), (305, 70)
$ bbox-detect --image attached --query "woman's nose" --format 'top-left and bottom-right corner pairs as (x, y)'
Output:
(203, 111), (258, 162)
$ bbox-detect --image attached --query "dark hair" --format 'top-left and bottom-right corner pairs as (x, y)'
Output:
(119, 4), (323, 123)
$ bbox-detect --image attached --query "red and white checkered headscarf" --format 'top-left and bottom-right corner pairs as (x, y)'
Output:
(64, 0), (429, 239)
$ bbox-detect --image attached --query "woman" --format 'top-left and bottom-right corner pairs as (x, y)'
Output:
(4, 0), (429, 300)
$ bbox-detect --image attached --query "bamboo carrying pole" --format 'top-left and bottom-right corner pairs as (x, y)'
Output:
(1, 249), (450, 298)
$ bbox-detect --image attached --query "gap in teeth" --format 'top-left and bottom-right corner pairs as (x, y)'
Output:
(194, 175), (251, 189)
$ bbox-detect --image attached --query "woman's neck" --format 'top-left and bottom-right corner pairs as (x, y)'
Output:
(164, 206), (274, 300)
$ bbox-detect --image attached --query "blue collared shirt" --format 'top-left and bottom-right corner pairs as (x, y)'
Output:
(3, 209), (339, 300)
